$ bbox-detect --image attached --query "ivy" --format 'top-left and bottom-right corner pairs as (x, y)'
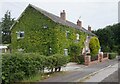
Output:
(11, 5), (87, 57)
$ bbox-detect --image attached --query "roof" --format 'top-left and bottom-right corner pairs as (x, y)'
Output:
(11, 4), (95, 36)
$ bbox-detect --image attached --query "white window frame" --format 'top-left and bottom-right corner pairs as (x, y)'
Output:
(17, 31), (24, 39)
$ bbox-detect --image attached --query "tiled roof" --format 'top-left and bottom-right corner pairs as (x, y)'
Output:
(11, 4), (95, 36)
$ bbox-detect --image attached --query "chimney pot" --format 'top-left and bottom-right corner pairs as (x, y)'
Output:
(88, 25), (91, 32)
(60, 10), (66, 20)
(77, 19), (82, 28)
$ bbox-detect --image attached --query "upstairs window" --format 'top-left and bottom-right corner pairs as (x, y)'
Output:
(76, 33), (79, 40)
(16, 31), (24, 39)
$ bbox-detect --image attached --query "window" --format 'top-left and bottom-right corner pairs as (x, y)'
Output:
(17, 31), (24, 39)
(43, 25), (48, 29)
(64, 49), (68, 56)
(76, 33), (79, 40)
(66, 31), (70, 39)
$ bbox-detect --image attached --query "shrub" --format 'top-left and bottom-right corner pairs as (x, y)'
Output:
(2, 53), (69, 83)
(76, 55), (84, 64)
(109, 53), (117, 59)
(45, 54), (69, 72)
(89, 36), (100, 56)
(2, 53), (46, 83)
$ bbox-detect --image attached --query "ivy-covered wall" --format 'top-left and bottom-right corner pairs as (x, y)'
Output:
(11, 5), (87, 56)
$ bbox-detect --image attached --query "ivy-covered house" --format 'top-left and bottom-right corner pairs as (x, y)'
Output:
(10, 4), (95, 56)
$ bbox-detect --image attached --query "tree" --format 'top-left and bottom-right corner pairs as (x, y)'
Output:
(89, 36), (100, 56)
(1, 11), (15, 44)
(93, 23), (120, 53)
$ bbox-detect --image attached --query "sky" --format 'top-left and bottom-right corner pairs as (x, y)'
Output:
(0, 0), (119, 30)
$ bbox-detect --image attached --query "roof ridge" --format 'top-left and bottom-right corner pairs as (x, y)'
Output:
(11, 4), (95, 36)
(29, 4), (95, 36)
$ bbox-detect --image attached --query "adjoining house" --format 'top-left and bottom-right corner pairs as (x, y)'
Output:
(10, 4), (95, 56)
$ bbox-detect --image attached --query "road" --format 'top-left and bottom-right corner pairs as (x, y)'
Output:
(41, 58), (118, 82)
(99, 70), (119, 83)
(83, 62), (118, 83)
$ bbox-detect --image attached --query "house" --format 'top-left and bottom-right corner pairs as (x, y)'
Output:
(11, 4), (95, 56)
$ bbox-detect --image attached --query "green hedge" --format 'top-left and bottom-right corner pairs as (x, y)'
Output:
(109, 53), (117, 59)
(76, 55), (84, 64)
(2, 53), (69, 83)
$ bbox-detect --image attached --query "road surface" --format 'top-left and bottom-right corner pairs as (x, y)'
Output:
(41, 59), (118, 82)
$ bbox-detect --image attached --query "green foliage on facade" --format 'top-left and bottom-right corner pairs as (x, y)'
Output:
(2, 53), (69, 83)
(89, 36), (100, 56)
(11, 5), (87, 56)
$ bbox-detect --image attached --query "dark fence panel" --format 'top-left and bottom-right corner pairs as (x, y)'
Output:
(103, 53), (108, 58)
(91, 55), (98, 61)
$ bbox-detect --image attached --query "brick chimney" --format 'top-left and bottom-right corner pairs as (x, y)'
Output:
(60, 10), (66, 20)
(77, 19), (82, 28)
(88, 25), (91, 32)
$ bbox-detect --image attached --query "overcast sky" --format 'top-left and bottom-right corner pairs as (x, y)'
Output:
(0, 0), (119, 30)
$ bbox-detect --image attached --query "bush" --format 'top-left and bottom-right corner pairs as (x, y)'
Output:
(89, 36), (100, 56)
(2, 53), (46, 83)
(46, 54), (69, 72)
(2, 53), (69, 83)
(109, 53), (117, 59)
(76, 55), (84, 64)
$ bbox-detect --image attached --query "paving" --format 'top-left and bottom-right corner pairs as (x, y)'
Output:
(41, 58), (118, 82)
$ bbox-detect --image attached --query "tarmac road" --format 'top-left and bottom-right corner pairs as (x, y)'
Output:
(41, 59), (118, 82)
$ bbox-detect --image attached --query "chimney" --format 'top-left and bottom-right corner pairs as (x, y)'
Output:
(88, 25), (91, 32)
(60, 10), (66, 20)
(77, 19), (82, 28)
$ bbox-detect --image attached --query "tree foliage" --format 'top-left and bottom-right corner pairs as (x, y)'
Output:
(89, 36), (100, 56)
(93, 23), (120, 53)
(1, 11), (15, 44)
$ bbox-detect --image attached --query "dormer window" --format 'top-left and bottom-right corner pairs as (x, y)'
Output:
(16, 31), (24, 39)
(76, 33), (79, 40)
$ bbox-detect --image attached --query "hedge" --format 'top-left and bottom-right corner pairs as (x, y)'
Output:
(2, 53), (69, 83)
(76, 55), (84, 64)
(109, 53), (117, 59)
